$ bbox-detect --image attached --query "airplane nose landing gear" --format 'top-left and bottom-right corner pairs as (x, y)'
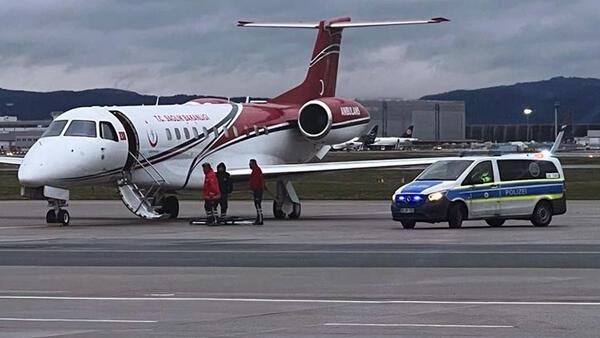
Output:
(47, 199), (70, 226)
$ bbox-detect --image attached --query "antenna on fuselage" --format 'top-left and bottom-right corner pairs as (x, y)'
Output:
(155, 96), (160, 106)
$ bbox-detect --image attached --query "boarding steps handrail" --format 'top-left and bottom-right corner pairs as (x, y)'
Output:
(117, 151), (169, 219)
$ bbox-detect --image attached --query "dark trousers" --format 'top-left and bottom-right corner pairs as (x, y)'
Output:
(217, 194), (228, 216)
(252, 190), (263, 224)
(252, 190), (263, 210)
(204, 199), (218, 222)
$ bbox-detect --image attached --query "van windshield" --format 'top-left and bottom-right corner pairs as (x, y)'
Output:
(417, 160), (474, 181)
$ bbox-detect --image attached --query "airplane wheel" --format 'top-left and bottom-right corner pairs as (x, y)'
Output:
(161, 196), (179, 219)
(57, 209), (70, 226)
(288, 203), (301, 219)
(46, 210), (56, 223)
(273, 201), (286, 219)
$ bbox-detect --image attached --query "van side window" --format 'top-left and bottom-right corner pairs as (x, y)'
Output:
(462, 161), (494, 186)
(166, 129), (172, 141)
(100, 122), (118, 141)
(174, 128), (181, 140)
(183, 127), (190, 139)
(498, 160), (560, 181)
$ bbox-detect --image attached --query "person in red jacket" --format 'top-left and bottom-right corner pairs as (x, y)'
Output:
(202, 163), (221, 225)
(249, 159), (265, 225)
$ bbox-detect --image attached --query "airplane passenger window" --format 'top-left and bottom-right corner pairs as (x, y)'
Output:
(166, 128), (172, 141)
(232, 126), (239, 137)
(175, 128), (181, 140)
(192, 127), (199, 138)
(100, 122), (118, 142)
(184, 127), (190, 139)
(64, 120), (97, 138)
(202, 127), (209, 137)
(254, 125), (259, 134)
(41, 120), (68, 137)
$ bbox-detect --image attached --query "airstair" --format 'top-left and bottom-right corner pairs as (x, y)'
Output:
(118, 152), (168, 219)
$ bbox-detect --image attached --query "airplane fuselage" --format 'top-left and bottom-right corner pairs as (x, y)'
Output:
(18, 100), (369, 191)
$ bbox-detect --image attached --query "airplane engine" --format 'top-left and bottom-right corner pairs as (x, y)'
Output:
(297, 97), (370, 144)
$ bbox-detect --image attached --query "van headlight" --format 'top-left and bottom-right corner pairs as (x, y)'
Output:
(427, 191), (445, 202)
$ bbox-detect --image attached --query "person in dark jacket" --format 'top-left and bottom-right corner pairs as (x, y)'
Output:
(249, 159), (265, 225)
(202, 163), (221, 225)
(216, 162), (233, 220)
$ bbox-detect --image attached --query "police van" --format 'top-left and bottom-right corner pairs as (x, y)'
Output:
(391, 152), (567, 229)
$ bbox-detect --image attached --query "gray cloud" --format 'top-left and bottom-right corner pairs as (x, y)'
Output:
(0, 0), (598, 98)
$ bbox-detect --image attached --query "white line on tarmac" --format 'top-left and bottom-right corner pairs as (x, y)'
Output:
(1, 295), (600, 306)
(0, 317), (156, 323)
(0, 249), (598, 254)
(324, 323), (513, 328)
(0, 226), (46, 230)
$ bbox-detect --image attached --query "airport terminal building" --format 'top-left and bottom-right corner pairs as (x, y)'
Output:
(357, 99), (466, 141)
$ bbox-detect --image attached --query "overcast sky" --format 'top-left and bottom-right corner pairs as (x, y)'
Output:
(0, 0), (598, 99)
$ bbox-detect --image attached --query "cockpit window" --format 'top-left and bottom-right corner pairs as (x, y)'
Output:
(64, 120), (97, 138)
(100, 121), (118, 141)
(41, 120), (68, 137)
(417, 160), (474, 181)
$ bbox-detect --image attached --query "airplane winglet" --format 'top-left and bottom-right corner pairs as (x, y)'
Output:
(550, 125), (567, 155)
(430, 17), (450, 23)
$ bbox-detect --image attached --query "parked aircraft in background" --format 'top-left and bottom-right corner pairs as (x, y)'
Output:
(369, 125), (418, 150)
(331, 125), (379, 151)
(0, 16), (449, 225)
(332, 125), (418, 151)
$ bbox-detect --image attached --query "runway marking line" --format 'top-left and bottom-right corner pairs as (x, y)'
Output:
(0, 249), (599, 254)
(324, 323), (513, 329)
(0, 317), (156, 323)
(1, 295), (600, 306)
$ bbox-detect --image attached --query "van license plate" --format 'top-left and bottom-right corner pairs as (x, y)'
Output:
(399, 208), (415, 214)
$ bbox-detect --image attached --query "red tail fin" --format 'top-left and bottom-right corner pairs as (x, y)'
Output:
(271, 17), (349, 104)
(238, 16), (449, 105)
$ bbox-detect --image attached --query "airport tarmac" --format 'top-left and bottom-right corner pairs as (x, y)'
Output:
(0, 200), (599, 337)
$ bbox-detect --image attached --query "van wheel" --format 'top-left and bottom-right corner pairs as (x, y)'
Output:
(531, 201), (552, 227)
(400, 220), (416, 229)
(448, 203), (465, 229)
(485, 219), (505, 227)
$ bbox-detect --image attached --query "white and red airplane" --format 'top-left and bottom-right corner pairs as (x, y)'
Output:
(0, 16), (449, 225)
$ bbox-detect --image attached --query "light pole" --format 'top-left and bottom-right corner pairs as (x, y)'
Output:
(554, 101), (560, 138)
(523, 108), (533, 141)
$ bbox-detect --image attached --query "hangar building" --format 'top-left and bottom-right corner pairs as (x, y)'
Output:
(357, 99), (466, 141)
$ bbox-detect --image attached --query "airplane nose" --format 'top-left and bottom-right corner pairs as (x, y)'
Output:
(18, 149), (46, 187)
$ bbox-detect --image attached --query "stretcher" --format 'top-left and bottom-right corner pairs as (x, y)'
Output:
(189, 216), (257, 226)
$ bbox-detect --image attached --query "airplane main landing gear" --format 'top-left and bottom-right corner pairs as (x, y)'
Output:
(46, 199), (70, 226)
(273, 178), (302, 219)
(157, 195), (179, 219)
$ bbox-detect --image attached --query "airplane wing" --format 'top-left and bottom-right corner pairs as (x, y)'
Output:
(0, 157), (23, 166)
(228, 157), (455, 178)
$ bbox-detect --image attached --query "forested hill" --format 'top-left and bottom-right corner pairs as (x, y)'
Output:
(421, 77), (600, 124)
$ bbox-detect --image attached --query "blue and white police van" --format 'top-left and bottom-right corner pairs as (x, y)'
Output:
(391, 152), (567, 229)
